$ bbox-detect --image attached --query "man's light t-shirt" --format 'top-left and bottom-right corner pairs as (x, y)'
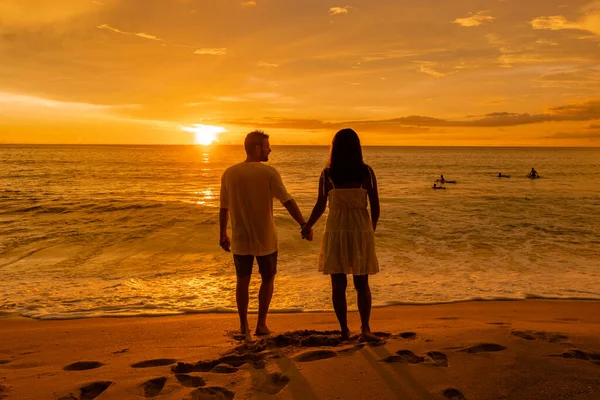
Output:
(220, 162), (293, 256)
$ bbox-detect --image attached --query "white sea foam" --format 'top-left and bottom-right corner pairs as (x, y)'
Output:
(1, 145), (599, 319)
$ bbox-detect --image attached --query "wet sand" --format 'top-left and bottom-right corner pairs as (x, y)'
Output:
(1, 300), (599, 399)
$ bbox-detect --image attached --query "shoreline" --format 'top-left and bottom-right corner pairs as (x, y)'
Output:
(2, 299), (599, 399)
(3, 297), (600, 322)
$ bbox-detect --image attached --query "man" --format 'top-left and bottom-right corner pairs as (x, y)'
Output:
(219, 130), (311, 336)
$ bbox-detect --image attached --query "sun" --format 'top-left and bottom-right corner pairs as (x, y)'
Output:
(181, 124), (226, 145)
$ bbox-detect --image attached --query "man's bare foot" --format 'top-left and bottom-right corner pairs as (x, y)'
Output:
(359, 331), (383, 343)
(240, 321), (251, 335)
(255, 324), (271, 336)
(341, 327), (351, 341)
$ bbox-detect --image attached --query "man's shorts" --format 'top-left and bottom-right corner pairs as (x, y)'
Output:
(233, 252), (278, 278)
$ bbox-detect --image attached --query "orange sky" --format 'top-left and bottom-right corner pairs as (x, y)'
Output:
(1, 0), (599, 146)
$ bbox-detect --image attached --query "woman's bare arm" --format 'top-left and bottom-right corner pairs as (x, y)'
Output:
(302, 170), (329, 236)
(366, 166), (380, 231)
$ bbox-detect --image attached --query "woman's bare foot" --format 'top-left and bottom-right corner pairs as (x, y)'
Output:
(359, 331), (383, 343)
(255, 324), (271, 336)
(341, 327), (351, 341)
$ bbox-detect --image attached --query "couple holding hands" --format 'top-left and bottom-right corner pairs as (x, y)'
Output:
(219, 128), (381, 342)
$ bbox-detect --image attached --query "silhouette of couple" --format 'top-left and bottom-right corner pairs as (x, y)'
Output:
(219, 129), (381, 342)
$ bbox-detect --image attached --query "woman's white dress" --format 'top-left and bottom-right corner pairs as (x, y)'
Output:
(318, 186), (379, 275)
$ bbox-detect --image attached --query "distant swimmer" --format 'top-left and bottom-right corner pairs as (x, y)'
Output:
(527, 168), (540, 179)
(435, 174), (456, 184)
(498, 173), (510, 178)
(432, 183), (446, 190)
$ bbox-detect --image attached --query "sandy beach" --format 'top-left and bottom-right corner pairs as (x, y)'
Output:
(1, 300), (599, 400)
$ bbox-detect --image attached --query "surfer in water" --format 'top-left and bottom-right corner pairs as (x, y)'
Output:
(432, 183), (445, 190)
(527, 168), (539, 179)
(498, 173), (510, 178)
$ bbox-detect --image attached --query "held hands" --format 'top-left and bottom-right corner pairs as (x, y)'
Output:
(219, 234), (231, 252)
(300, 223), (313, 241)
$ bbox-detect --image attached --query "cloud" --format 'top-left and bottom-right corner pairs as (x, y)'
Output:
(217, 92), (297, 104)
(241, 1), (256, 5)
(224, 99), (600, 130)
(587, 123), (600, 130)
(530, 3), (600, 36)
(545, 131), (600, 139)
(530, 16), (579, 31)
(536, 38), (558, 46)
(256, 61), (279, 68)
(0, 92), (138, 120)
(194, 48), (227, 55)
(329, 7), (350, 15)
(538, 68), (600, 87)
(97, 24), (163, 42)
(0, 0), (97, 28)
(453, 11), (495, 27)
(414, 61), (467, 78)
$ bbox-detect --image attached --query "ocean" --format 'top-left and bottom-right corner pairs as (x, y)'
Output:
(1, 145), (599, 319)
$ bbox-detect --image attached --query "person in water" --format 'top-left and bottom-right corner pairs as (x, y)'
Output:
(498, 173), (510, 178)
(432, 183), (445, 189)
(301, 128), (381, 342)
(527, 168), (539, 178)
(437, 175), (445, 183)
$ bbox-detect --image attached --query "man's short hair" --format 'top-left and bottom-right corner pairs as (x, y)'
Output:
(244, 130), (269, 155)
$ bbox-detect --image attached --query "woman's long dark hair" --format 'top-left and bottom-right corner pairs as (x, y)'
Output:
(327, 128), (367, 185)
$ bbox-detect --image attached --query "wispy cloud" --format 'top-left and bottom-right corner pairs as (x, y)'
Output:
(530, 3), (600, 36)
(241, 1), (256, 6)
(256, 61), (279, 68)
(329, 6), (350, 15)
(97, 24), (163, 42)
(535, 38), (559, 46)
(217, 92), (297, 104)
(453, 11), (495, 27)
(530, 16), (579, 31)
(224, 100), (600, 130)
(414, 61), (465, 78)
(194, 48), (227, 55)
(545, 131), (600, 139)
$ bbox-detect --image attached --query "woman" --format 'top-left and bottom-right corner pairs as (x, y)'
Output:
(301, 128), (381, 342)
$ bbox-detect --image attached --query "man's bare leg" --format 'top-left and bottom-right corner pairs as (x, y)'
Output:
(236, 275), (251, 335)
(255, 274), (274, 335)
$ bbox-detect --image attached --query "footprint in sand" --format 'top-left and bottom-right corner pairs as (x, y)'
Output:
(132, 359), (177, 368)
(210, 364), (238, 374)
(512, 330), (569, 343)
(459, 343), (507, 354)
(140, 377), (167, 398)
(336, 344), (365, 356)
(79, 381), (113, 400)
(0, 383), (9, 399)
(381, 350), (425, 364)
(443, 387), (467, 400)
(426, 351), (449, 367)
(172, 361), (218, 373)
(258, 372), (290, 395)
(63, 361), (104, 371)
(511, 331), (536, 340)
(399, 332), (417, 340)
(188, 386), (235, 400)
(551, 349), (600, 365)
(175, 374), (206, 388)
(293, 350), (337, 362)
